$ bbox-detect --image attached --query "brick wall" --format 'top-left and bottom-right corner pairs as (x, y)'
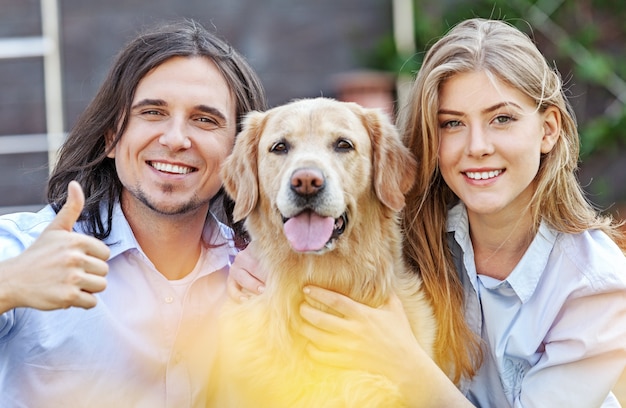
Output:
(0, 0), (393, 209)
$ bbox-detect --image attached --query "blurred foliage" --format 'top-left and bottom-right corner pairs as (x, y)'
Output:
(363, 0), (626, 159)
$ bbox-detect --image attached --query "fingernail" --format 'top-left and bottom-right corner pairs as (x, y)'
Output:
(303, 286), (310, 294)
(258, 285), (265, 294)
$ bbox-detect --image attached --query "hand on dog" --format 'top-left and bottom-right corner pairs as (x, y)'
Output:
(0, 181), (109, 313)
(299, 286), (431, 396)
(227, 241), (267, 301)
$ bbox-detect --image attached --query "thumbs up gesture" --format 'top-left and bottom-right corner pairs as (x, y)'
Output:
(0, 181), (110, 313)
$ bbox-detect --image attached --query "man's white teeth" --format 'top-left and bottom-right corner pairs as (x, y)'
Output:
(151, 162), (192, 174)
(465, 170), (502, 180)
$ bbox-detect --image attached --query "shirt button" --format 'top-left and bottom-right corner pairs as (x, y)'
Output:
(164, 296), (174, 303)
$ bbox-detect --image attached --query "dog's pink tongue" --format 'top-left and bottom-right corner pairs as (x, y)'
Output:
(284, 212), (335, 252)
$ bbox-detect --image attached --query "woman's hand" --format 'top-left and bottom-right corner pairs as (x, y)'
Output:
(298, 285), (472, 408)
(299, 286), (423, 383)
(226, 241), (267, 302)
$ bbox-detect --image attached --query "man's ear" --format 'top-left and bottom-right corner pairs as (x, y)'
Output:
(541, 106), (561, 154)
(105, 131), (116, 158)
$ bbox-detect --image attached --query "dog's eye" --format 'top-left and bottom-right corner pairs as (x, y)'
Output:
(270, 142), (288, 154)
(335, 139), (354, 152)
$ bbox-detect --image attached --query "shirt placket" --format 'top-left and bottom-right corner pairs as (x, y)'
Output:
(157, 281), (192, 408)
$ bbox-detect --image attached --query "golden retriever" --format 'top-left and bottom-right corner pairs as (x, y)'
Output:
(211, 97), (436, 407)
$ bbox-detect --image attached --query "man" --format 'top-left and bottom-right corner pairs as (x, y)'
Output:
(0, 19), (266, 407)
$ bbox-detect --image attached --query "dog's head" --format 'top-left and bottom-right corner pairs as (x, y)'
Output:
(221, 97), (417, 254)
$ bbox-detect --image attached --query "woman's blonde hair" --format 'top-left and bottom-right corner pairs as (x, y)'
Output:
(398, 17), (626, 384)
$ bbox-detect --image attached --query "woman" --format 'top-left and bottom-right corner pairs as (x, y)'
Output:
(230, 18), (626, 407)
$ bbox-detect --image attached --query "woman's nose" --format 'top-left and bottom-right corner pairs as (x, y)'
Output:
(465, 126), (494, 158)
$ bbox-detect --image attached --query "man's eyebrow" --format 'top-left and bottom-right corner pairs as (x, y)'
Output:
(197, 104), (227, 122)
(131, 99), (228, 122)
(131, 99), (167, 110)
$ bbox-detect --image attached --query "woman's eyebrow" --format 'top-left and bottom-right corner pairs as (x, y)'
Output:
(482, 101), (522, 114)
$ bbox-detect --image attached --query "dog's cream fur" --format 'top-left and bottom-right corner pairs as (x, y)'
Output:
(211, 97), (436, 407)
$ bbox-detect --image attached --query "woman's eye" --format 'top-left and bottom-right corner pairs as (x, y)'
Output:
(494, 115), (513, 124)
(441, 120), (462, 128)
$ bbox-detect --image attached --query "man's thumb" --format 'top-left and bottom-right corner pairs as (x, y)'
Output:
(48, 181), (85, 232)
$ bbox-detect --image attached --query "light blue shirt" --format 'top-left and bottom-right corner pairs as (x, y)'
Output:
(448, 203), (626, 407)
(0, 202), (236, 408)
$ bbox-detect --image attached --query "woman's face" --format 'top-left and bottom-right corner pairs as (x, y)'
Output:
(437, 70), (559, 221)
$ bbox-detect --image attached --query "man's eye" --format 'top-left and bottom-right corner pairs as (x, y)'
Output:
(143, 110), (162, 116)
(198, 117), (218, 125)
(137, 109), (166, 120)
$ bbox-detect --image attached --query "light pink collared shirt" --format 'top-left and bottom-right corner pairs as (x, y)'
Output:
(0, 202), (236, 408)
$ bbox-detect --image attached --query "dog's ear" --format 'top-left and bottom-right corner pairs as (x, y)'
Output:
(220, 110), (267, 222)
(360, 108), (418, 212)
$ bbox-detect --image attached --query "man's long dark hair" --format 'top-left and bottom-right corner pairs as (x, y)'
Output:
(47, 19), (267, 248)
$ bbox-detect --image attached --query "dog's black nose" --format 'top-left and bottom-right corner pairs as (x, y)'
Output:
(290, 168), (325, 196)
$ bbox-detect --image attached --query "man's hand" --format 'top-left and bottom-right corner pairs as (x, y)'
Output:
(0, 181), (110, 313)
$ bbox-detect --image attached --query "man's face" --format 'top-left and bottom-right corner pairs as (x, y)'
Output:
(108, 56), (237, 217)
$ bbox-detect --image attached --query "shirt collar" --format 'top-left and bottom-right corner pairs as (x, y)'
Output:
(506, 223), (557, 302)
(93, 201), (237, 266)
(447, 202), (558, 303)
